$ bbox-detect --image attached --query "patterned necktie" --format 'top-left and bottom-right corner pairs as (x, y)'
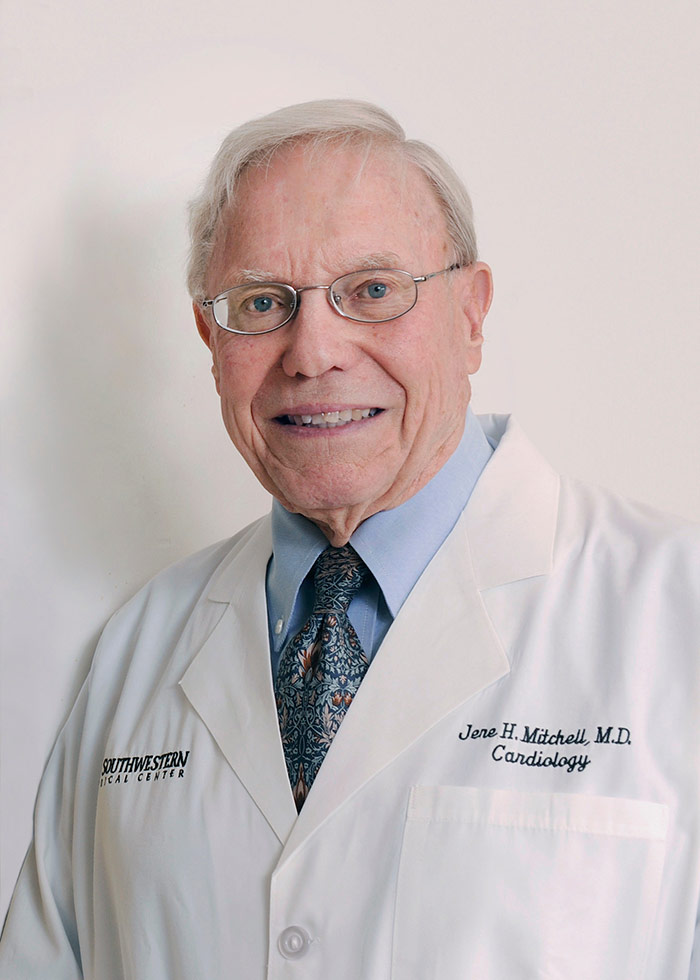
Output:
(275, 545), (369, 811)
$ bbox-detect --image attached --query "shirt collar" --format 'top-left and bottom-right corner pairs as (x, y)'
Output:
(267, 407), (493, 633)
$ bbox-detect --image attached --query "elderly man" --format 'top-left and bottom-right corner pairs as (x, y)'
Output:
(1, 100), (698, 979)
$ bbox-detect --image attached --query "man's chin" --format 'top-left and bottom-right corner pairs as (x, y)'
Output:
(271, 483), (387, 540)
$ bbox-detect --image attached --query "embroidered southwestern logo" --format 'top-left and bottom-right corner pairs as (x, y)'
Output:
(99, 749), (190, 787)
(458, 721), (633, 774)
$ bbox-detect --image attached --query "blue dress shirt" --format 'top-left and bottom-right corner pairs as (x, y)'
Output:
(266, 409), (494, 677)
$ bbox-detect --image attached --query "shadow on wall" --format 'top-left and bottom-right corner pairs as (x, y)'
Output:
(15, 180), (231, 616)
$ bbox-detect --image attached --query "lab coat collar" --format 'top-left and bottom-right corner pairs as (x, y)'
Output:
(467, 414), (559, 590)
(179, 415), (559, 858)
(179, 518), (298, 845)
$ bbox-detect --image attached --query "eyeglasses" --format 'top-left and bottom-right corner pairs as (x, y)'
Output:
(201, 263), (461, 335)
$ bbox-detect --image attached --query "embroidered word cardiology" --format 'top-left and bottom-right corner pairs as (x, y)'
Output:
(99, 749), (190, 787)
(459, 721), (632, 774)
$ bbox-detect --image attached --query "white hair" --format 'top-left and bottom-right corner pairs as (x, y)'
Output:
(186, 99), (478, 300)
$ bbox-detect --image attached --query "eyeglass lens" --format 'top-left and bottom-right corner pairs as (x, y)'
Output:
(212, 270), (418, 333)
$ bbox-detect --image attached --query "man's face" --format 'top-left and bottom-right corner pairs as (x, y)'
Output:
(195, 141), (491, 545)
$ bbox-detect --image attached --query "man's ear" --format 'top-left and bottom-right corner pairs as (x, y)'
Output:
(193, 302), (213, 349)
(193, 302), (221, 393)
(461, 262), (493, 374)
(469, 262), (493, 326)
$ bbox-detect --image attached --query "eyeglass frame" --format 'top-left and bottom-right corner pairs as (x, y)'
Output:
(200, 262), (462, 335)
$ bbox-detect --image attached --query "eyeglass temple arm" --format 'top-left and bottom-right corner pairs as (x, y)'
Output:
(413, 262), (461, 284)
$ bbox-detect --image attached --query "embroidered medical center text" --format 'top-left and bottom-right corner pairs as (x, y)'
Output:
(99, 749), (190, 787)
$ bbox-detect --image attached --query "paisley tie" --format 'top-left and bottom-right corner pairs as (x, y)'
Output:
(275, 545), (369, 810)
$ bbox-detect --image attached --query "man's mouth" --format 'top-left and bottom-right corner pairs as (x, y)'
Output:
(277, 408), (382, 428)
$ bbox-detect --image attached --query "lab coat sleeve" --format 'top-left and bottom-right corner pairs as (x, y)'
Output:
(0, 675), (90, 979)
(690, 910), (700, 980)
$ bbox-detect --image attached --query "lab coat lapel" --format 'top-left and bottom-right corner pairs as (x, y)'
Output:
(279, 415), (559, 862)
(279, 517), (509, 862)
(179, 518), (297, 844)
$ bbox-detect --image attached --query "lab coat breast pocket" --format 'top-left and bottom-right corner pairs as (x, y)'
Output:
(391, 785), (668, 979)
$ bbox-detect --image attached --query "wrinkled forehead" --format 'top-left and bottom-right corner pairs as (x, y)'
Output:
(207, 139), (448, 290)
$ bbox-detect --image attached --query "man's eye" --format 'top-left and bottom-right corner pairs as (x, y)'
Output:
(238, 292), (283, 315)
(252, 295), (275, 313)
(357, 282), (389, 300)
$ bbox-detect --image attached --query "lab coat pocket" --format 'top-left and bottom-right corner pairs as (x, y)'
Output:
(392, 785), (667, 980)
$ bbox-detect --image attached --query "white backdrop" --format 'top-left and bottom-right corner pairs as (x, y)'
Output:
(2, 0), (698, 917)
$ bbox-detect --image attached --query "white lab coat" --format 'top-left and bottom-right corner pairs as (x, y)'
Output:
(1, 415), (699, 979)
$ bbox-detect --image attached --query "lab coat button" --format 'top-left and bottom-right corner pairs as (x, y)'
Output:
(278, 925), (311, 959)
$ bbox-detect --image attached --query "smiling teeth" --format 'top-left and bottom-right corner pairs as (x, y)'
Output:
(287, 408), (378, 427)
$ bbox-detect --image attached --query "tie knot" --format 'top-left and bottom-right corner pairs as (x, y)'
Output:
(313, 545), (367, 614)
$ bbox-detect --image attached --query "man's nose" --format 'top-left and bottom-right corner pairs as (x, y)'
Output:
(280, 288), (358, 379)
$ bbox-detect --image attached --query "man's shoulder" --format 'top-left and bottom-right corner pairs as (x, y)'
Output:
(556, 475), (700, 589)
(127, 517), (268, 605)
(152, 517), (270, 592)
(468, 414), (697, 594)
(559, 474), (698, 542)
(94, 515), (271, 667)
(481, 413), (698, 552)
